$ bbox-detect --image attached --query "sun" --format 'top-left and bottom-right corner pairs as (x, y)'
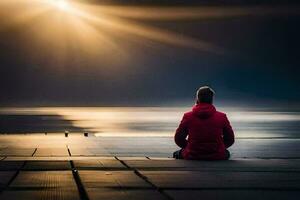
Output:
(53, 0), (71, 11)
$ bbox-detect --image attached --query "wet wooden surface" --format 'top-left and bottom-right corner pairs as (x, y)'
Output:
(0, 157), (299, 200)
(0, 171), (16, 188)
(78, 170), (152, 188)
(166, 190), (300, 200)
(74, 160), (126, 170)
(23, 161), (71, 170)
(123, 159), (300, 171)
(0, 135), (300, 199)
(140, 171), (300, 189)
(10, 171), (77, 188)
(34, 148), (69, 157)
(1, 135), (300, 158)
(86, 188), (166, 200)
(0, 189), (81, 200)
(0, 148), (36, 156)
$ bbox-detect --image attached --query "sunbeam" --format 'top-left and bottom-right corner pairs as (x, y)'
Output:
(84, 5), (300, 20)
(1, 0), (299, 64)
(0, 0), (224, 57)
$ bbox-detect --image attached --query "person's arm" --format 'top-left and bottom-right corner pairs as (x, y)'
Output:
(174, 114), (189, 148)
(223, 114), (235, 148)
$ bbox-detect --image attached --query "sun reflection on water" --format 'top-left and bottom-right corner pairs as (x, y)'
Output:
(1, 107), (300, 138)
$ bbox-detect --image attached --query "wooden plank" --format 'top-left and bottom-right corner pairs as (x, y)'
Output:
(141, 171), (300, 189)
(148, 157), (175, 160)
(231, 139), (300, 158)
(69, 148), (110, 156)
(0, 148), (35, 156)
(10, 171), (77, 189)
(0, 171), (16, 188)
(0, 189), (81, 200)
(114, 153), (171, 157)
(4, 156), (116, 161)
(117, 157), (149, 161)
(79, 170), (151, 188)
(23, 161), (71, 170)
(86, 188), (166, 200)
(34, 148), (69, 156)
(125, 159), (300, 172)
(166, 190), (300, 200)
(0, 161), (24, 170)
(73, 160), (125, 169)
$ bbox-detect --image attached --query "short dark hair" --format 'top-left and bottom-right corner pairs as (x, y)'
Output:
(196, 86), (215, 104)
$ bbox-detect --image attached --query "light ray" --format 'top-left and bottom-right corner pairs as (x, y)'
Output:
(73, 9), (224, 53)
(0, 0), (225, 54)
(66, 15), (126, 58)
(82, 4), (300, 20)
(0, 1), (52, 30)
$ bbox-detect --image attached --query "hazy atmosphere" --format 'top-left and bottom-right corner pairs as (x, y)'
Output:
(1, 0), (300, 106)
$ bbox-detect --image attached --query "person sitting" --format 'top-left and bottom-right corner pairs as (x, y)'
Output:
(173, 86), (235, 160)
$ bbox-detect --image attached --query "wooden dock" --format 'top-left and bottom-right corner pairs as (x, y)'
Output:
(0, 134), (299, 200)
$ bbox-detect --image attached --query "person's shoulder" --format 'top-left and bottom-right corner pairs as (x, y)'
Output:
(183, 110), (194, 119)
(215, 110), (227, 118)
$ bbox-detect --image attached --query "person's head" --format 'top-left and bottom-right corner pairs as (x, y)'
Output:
(196, 86), (215, 104)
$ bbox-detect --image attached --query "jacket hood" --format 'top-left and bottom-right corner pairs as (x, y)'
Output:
(192, 103), (216, 119)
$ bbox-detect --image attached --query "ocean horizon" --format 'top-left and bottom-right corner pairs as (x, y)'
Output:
(1, 106), (299, 139)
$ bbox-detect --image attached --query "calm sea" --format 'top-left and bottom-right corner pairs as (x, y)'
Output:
(0, 106), (300, 138)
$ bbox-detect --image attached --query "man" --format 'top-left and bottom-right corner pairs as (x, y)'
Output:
(173, 86), (234, 160)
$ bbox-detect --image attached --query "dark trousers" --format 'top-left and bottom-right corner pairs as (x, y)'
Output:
(173, 149), (184, 159)
(173, 149), (231, 160)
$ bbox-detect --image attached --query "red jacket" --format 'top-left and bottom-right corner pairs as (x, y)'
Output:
(175, 103), (234, 160)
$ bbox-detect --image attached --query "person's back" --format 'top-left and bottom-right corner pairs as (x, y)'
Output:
(173, 86), (235, 160)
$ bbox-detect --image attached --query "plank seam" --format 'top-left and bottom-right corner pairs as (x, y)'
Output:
(0, 160), (27, 195)
(115, 156), (174, 200)
(67, 145), (71, 156)
(31, 148), (37, 156)
(70, 160), (90, 200)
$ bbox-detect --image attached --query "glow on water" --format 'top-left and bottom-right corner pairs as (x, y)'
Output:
(1, 107), (300, 138)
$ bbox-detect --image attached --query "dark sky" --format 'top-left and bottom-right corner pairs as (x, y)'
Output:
(0, 0), (300, 106)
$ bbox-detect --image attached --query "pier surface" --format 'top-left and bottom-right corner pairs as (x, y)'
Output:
(0, 134), (300, 200)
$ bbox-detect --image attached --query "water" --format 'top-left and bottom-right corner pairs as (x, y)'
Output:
(0, 106), (300, 138)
